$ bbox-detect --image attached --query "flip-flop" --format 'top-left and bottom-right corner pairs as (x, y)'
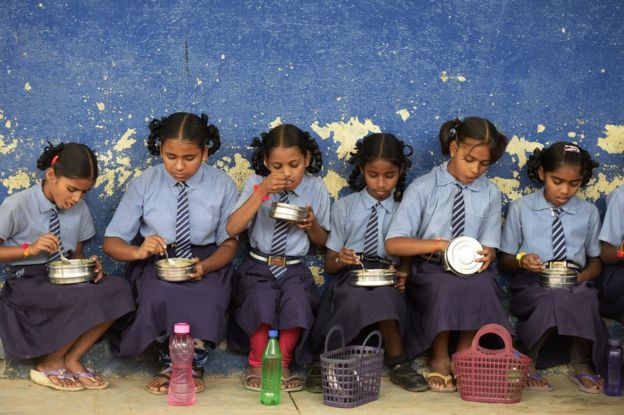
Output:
(30, 368), (84, 392)
(242, 368), (262, 392)
(425, 372), (456, 393)
(192, 368), (205, 394)
(568, 372), (603, 394)
(282, 374), (304, 392)
(73, 368), (109, 390)
(304, 363), (323, 393)
(525, 372), (554, 392)
(145, 367), (172, 395)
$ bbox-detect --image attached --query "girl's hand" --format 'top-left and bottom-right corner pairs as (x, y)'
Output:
(28, 234), (61, 256)
(432, 238), (449, 254)
(259, 172), (290, 195)
(518, 253), (544, 272)
(91, 255), (104, 283)
(295, 205), (316, 231)
(476, 246), (496, 272)
(336, 248), (360, 265)
(390, 265), (407, 293)
(135, 235), (167, 260)
(188, 257), (206, 280)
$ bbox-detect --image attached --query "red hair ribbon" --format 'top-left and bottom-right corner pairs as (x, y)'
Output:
(51, 155), (59, 165)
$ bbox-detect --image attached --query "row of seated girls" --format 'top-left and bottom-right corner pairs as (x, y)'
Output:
(0, 112), (621, 397)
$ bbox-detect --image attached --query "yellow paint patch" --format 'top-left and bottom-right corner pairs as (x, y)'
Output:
(0, 134), (18, 155)
(597, 124), (624, 154)
(490, 177), (524, 201)
(1, 170), (36, 194)
(396, 109), (410, 122)
(537, 124), (546, 133)
(269, 117), (282, 129)
(5, 120), (11, 129)
(96, 102), (105, 112)
(323, 169), (349, 199)
(196, 78), (203, 86)
(439, 71), (449, 82)
(456, 75), (466, 82)
(113, 128), (137, 152)
(506, 135), (543, 168)
(309, 264), (325, 287)
(310, 117), (381, 159)
(580, 173), (624, 201)
(567, 131), (576, 138)
(24, 82), (32, 92)
(0, 110), (4, 121)
(219, 153), (254, 191)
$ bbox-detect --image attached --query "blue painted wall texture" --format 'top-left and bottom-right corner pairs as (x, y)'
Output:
(1, 0), (623, 282)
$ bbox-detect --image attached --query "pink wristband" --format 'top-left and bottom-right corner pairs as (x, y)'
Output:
(253, 184), (270, 201)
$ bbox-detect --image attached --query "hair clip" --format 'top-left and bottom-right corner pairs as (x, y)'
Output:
(563, 144), (580, 153)
(51, 155), (59, 165)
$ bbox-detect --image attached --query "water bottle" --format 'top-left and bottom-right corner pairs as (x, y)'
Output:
(605, 338), (622, 396)
(260, 329), (282, 405)
(168, 322), (196, 406)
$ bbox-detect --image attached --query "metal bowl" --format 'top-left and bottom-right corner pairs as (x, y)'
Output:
(442, 236), (484, 276)
(48, 258), (96, 284)
(538, 267), (579, 288)
(269, 202), (307, 223)
(155, 258), (195, 282)
(350, 269), (397, 287)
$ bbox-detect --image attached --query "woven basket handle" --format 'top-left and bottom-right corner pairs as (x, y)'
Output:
(470, 323), (513, 354)
(324, 325), (346, 354)
(358, 330), (383, 355)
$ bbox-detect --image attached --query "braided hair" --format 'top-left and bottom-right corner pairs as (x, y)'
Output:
(37, 141), (98, 180)
(346, 133), (412, 201)
(439, 116), (508, 163)
(250, 124), (323, 176)
(147, 112), (221, 156)
(526, 142), (598, 187)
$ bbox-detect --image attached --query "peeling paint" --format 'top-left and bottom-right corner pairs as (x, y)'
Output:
(323, 169), (349, 199)
(597, 124), (624, 154)
(537, 124), (546, 133)
(218, 152), (254, 191)
(196, 78), (203, 86)
(96, 102), (105, 112)
(491, 177), (524, 201)
(505, 135), (543, 168)
(113, 128), (137, 152)
(309, 264), (325, 286)
(269, 117), (282, 129)
(456, 75), (466, 82)
(0, 134), (18, 155)
(439, 71), (449, 82)
(1, 170), (36, 194)
(4, 120), (11, 129)
(580, 173), (624, 201)
(567, 131), (576, 138)
(24, 82), (32, 92)
(396, 109), (410, 121)
(310, 117), (381, 159)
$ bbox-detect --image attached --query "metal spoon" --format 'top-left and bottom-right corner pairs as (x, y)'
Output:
(58, 247), (71, 264)
(163, 245), (174, 266)
(358, 254), (367, 272)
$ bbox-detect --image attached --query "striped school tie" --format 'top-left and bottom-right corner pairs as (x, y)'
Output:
(48, 209), (64, 262)
(175, 182), (193, 259)
(551, 207), (567, 260)
(269, 191), (290, 279)
(451, 184), (465, 239)
(363, 202), (381, 257)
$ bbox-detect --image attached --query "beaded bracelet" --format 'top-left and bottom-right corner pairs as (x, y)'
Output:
(21, 243), (31, 257)
(253, 184), (270, 202)
(617, 241), (624, 258)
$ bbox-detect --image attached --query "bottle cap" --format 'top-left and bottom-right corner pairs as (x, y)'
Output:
(608, 338), (622, 347)
(174, 322), (190, 334)
(268, 329), (279, 338)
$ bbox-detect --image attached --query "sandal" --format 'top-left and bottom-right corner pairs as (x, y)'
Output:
(390, 362), (428, 392)
(425, 372), (456, 393)
(192, 368), (205, 394)
(525, 372), (554, 392)
(304, 363), (323, 393)
(145, 367), (171, 395)
(242, 368), (262, 392)
(282, 374), (304, 392)
(568, 372), (603, 394)
(73, 368), (109, 390)
(30, 368), (84, 392)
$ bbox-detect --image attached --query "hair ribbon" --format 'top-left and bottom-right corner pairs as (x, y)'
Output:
(51, 155), (59, 165)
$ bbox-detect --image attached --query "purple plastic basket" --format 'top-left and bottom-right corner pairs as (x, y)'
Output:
(320, 325), (384, 408)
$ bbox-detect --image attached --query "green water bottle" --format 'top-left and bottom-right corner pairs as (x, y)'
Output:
(260, 329), (282, 405)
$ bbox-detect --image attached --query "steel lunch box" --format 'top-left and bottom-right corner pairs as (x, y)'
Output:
(538, 266), (578, 288)
(350, 269), (397, 287)
(155, 258), (195, 282)
(442, 236), (484, 276)
(48, 258), (96, 284)
(269, 202), (307, 223)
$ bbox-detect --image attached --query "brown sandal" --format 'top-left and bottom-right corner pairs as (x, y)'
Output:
(145, 367), (171, 395)
(192, 368), (205, 394)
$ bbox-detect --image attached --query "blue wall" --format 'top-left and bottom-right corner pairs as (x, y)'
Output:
(1, 0), (623, 279)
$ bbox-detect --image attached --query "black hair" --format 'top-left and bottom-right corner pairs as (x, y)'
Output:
(346, 133), (413, 201)
(526, 141), (598, 187)
(147, 112), (221, 156)
(439, 116), (508, 163)
(37, 142), (98, 180)
(250, 123), (323, 176)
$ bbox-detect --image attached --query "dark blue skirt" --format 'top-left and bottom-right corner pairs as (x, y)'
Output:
(597, 262), (624, 323)
(510, 270), (607, 370)
(404, 260), (510, 359)
(227, 257), (320, 365)
(110, 245), (232, 358)
(0, 264), (135, 360)
(309, 260), (406, 356)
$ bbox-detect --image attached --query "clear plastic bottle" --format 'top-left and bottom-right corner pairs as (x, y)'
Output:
(605, 338), (622, 396)
(168, 322), (196, 406)
(260, 329), (282, 405)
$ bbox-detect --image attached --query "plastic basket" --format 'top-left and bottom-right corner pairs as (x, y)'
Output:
(451, 323), (532, 404)
(320, 325), (384, 408)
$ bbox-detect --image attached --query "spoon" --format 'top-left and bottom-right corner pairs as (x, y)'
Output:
(358, 254), (368, 272)
(58, 247), (71, 264)
(163, 245), (175, 266)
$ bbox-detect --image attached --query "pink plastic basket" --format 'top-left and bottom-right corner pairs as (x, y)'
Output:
(320, 325), (384, 408)
(451, 323), (532, 404)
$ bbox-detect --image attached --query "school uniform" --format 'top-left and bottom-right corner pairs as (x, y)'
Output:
(310, 189), (406, 355)
(227, 174), (330, 365)
(385, 162), (510, 359)
(105, 163), (238, 358)
(597, 185), (624, 322)
(501, 188), (607, 369)
(0, 184), (134, 360)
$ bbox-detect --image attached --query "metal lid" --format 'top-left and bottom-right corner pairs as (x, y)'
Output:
(444, 236), (483, 275)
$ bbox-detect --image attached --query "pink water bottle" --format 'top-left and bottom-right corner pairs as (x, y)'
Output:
(168, 322), (196, 406)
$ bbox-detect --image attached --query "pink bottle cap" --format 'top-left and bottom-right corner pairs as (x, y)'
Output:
(173, 322), (190, 334)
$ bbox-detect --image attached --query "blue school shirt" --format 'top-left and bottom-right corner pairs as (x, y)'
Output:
(599, 185), (624, 247)
(235, 174), (330, 257)
(326, 188), (398, 263)
(105, 163), (238, 246)
(0, 183), (95, 266)
(500, 188), (601, 268)
(385, 162), (502, 249)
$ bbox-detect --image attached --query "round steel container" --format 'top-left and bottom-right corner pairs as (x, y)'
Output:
(350, 269), (397, 287)
(269, 202), (307, 223)
(155, 258), (195, 282)
(538, 267), (578, 288)
(443, 236), (484, 276)
(48, 259), (96, 284)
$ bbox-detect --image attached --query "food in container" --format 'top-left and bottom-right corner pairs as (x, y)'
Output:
(350, 269), (397, 287)
(442, 236), (484, 276)
(48, 258), (96, 284)
(269, 202), (307, 223)
(155, 258), (195, 282)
